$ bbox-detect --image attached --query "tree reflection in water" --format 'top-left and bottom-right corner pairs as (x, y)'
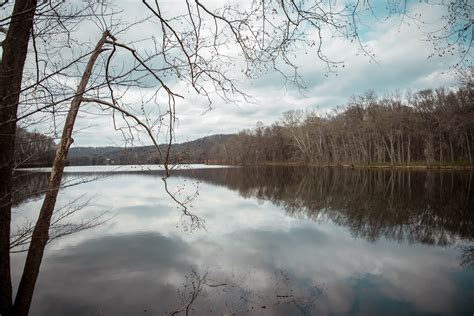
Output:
(175, 167), (474, 271)
(168, 268), (322, 315)
(14, 167), (474, 257)
(170, 167), (473, 247)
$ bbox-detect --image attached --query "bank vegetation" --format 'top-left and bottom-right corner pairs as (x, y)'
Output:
(210, 85), (473, 168)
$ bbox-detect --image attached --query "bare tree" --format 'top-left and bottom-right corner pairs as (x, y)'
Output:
(0, 1), (38, 314)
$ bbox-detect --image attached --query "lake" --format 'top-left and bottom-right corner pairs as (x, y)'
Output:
(11, 165), (474, 315)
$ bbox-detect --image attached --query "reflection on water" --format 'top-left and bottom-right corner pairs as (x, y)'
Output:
(12, 166), (474, 315)
(173, 167), (474, 246)
(12, 172), (49, 207)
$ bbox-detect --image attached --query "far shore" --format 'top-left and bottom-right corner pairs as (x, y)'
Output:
(235, 161), (474, 170)
(265, 163), (474, 170)
(15, 161), (474, 171)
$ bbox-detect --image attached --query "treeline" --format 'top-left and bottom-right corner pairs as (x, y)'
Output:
(14, 128), (55, 167)
(65, 135), (233, 166)
(66, 146), (158, 166)
(13, 129), (234, 167)
(211, 86), (474, 166)
(14, 86), (473, 167)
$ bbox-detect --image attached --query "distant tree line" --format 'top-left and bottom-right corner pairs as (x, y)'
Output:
(64, 135), (233, 166)
(14, 128), (55, 168)
(211, 85), (473, 166)
(14, 85), (473, 167)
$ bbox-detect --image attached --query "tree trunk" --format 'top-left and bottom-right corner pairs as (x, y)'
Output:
(407, 135), (411, 164)
(467, 132), (472, 164)
(13, 31), (110, 316)
(439, 132), (443, 163)
(449, 137), (454, 162)
(390, 135), (395, 166)
(0, 1), (38, 315)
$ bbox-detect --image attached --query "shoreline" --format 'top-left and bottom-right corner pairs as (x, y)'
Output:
(259, 162), (474, 170)
(15, 162), (474, 171)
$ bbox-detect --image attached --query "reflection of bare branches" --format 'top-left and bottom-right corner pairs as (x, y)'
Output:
(10, 194), (112, 253)
(169, 270), (223, 316)
(10, 171), (115, 208)
(162, 175), (205, 232)
(272, 270), (321, 315)
(168, 268), (322, 315)
(460, 244), (474, 268)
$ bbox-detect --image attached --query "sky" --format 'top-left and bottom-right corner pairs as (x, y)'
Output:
(13, 0), (471, 147)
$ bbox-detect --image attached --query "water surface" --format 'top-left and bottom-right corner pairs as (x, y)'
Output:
(12, 166), (474, 315)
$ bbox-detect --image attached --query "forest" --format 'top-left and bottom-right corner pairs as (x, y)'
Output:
(209, 85), (474, 166)
(14, 84), (474, 168)
(14, 128), (55, 167)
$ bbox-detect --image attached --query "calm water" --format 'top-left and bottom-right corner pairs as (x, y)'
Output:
(11, 166), (474, 315)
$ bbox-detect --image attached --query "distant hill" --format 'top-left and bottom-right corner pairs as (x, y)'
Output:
(67, 134), (234, 165)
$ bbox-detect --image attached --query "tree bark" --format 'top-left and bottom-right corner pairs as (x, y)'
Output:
(466, 132), (472, 164)
(0, 1), (38, 315)
(13, 31), (110, 316)
(407, 135), (411, 164)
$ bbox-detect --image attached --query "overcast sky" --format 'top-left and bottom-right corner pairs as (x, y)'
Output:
(21, 0), (466, 147)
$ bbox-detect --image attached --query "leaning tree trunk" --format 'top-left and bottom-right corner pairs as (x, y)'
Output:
(13, 31), (110, 316)
(0, 1), (38, 315)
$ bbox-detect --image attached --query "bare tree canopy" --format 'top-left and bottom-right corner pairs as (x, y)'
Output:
(206, 86), (473, 166)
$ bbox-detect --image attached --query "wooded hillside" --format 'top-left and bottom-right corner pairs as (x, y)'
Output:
(17, 85), (473, 168)
(212, 86), (473, 166)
